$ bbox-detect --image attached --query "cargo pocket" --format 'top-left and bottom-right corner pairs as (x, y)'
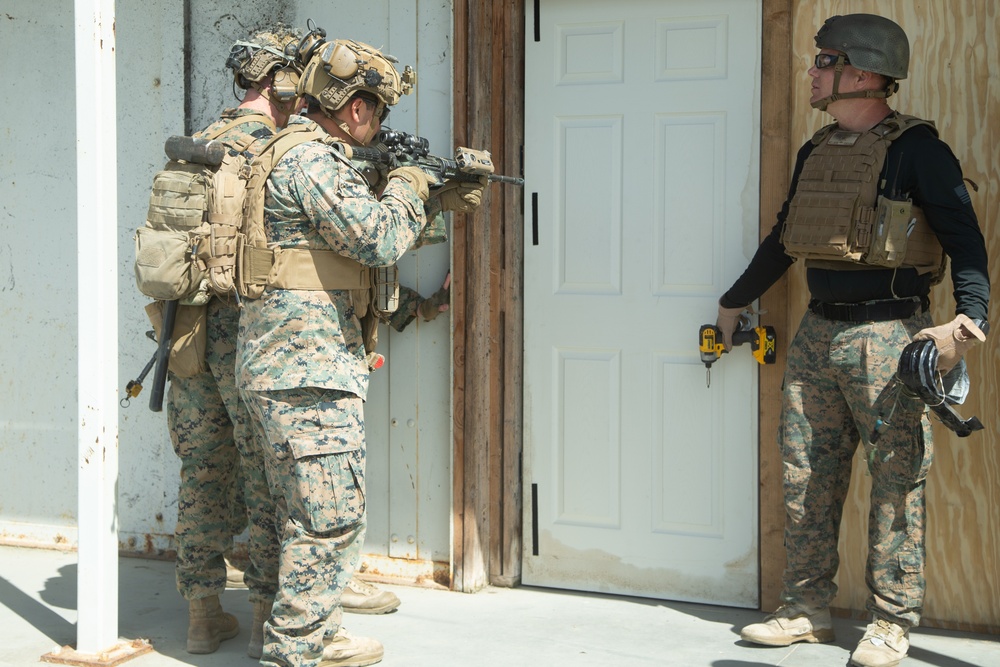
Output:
(897, 549), (924, 606)
(286, 432), (365, 535)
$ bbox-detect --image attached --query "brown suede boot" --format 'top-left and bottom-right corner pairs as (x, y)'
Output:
(247, 598), (274, 659)
(187, 595), (240, 654)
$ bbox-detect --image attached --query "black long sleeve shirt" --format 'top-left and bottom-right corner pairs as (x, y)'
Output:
(721, 119), (990, 322)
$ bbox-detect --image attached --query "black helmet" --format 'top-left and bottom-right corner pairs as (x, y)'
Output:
(815, 14), (908, 80)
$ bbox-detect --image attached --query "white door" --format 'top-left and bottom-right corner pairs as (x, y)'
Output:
(523, 0), (762, 607)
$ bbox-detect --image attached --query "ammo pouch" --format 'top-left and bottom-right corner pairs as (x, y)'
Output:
(144, 301), (208, 378)
(781, 115), (946, 280)
(359, 265), (400, 370)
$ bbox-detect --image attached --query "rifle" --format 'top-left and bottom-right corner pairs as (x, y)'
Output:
(147, 299), (178, 412)
(337, 128), (524, 187)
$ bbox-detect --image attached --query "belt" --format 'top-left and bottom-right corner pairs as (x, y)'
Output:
(808, 297), (927, 323)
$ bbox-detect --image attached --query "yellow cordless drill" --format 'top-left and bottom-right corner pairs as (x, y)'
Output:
(698, 314), (776, 387)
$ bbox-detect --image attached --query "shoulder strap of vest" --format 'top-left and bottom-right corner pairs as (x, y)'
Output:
(810, 115), (938, 146)
(239, 120), (362, 300)
(202, 113), (277, 151)
(810, 122), (839, 145)
(875, 114), (938, 141)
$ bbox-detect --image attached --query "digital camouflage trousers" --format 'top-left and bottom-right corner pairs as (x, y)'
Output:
(241, 387), (367, 667)
(779, 309), (935, 628)
(167, 298), (280, 604)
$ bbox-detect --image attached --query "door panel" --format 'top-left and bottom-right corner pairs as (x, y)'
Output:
(523, 0), (762, 607)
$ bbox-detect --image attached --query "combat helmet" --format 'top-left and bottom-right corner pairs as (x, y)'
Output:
(297, 38), (415, 119)
(812, 14), (908, 110)
(226, 24), (303, 106)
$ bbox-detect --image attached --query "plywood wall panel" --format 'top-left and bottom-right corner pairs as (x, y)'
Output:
(785, 1), (1000, 631)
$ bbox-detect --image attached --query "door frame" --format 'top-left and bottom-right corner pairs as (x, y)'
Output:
(451, 0), (792, 611)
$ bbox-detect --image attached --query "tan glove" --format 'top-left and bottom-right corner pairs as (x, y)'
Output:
(418, 273), (451, 321)
(913, 313), (987, 374)
(716, 303), (745, 351)
(432, 176), (488, 213)
(388, 166), (434, 202)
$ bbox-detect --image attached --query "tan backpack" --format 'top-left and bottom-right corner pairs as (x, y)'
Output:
(133, 113), (275, 304)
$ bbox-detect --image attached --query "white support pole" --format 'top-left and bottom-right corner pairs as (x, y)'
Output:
(74, 0), (119, 654)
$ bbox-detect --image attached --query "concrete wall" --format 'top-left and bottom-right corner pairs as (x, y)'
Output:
(0, 0), (186, 549)
(0, 3), (82, 545)
(0, 0), (455, 577)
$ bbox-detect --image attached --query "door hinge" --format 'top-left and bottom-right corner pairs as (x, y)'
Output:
(533, 0), (541, 42)
(531, 483), (539, 555)
(531, 193), (539, 246)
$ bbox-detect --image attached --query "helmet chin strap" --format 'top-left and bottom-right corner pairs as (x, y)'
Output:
(811, 55), (894, 111)
(360, 117), (380, 145)
(330, 110), (380, 146)
(316, 99), (384, 146)
(326, 117), (378, 146)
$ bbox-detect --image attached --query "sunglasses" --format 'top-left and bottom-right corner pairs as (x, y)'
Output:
(814, 53), (849, 70)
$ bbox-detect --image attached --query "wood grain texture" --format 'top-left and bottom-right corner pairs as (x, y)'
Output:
(787, 0), (1000, 631)
(452, 0), (471, 592)
(758, 0), (794, 613)
(453, 0), (525, 592)
(500, 0), (526, 585)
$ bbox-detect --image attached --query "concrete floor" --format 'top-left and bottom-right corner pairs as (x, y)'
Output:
(2, 544), (998, 667)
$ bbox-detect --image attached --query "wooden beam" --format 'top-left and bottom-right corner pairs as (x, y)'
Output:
(498, 0), (525, 586)
(451, 0), (470, 592)
(452, 0), (526, 591)
(758, 0), (793, 612)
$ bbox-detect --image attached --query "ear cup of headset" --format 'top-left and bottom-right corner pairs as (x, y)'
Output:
(297, 25), (327, 65)
(270, 67), (300, 102)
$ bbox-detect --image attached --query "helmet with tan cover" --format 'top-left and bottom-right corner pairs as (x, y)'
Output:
(226, 24), (303, 100)
(297, 39), (416, 116)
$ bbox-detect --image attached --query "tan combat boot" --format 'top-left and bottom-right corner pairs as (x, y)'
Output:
(319, 627), (384, 667)
(740, 605), (835, 646)
(186, 595), (240, 654)
(342, 577), (401, 615)
(224, 553), (248, 590)
(247, 598), (274, 659)
(850, 618), (909, 667)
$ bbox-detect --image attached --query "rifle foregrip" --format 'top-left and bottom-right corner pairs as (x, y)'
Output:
(148, 299), (178, 412)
